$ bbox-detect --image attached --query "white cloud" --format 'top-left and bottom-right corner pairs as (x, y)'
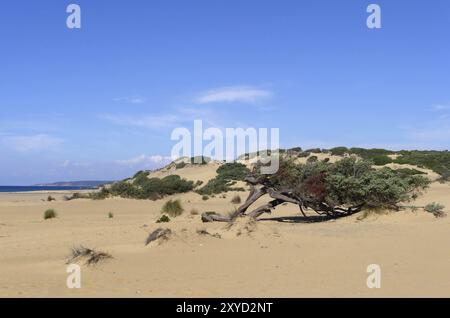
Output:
(101, 114), (181, 129)
(432, 104), (450, 111)
(1, 134), (64, 152)
(195, 86), (272, 104)
(113, 96), (147, 104)
(116, 154), (172, 167)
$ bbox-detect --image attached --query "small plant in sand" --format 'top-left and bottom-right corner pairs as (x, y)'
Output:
(161, 199), (184, 217)
(424, 202), (446, 218)
(202, 195), (209, 201)
(67, 246), (113, 265)
(156, 215), (171, 223)
(108, 212), (114, 218)
(44, 209), (57, 220)
(190, 209), (199, 215)
(47, 195), (55, 202)
(356, 208), (389, 221)
(231, 194), (241, 204)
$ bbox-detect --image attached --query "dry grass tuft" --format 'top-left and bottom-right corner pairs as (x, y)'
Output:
(67, 246), (113, 265)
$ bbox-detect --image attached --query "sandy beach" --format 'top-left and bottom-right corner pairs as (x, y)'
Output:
(1, 176), (450, 297)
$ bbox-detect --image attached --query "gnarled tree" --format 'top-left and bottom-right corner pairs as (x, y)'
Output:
(202, 157), (430, 222)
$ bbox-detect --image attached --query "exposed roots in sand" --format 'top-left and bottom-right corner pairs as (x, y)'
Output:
(67, 246), (113, 266)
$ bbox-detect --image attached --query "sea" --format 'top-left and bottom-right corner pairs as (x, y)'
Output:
(0, 186), (96, 193)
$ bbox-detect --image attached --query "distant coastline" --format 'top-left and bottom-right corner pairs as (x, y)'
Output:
(0, 186), (98, 193)
(34, 180), (113, 187)
(0, 181), (113, 193)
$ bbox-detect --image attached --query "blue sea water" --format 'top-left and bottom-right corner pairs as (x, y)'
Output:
(0, 186), (95, 193)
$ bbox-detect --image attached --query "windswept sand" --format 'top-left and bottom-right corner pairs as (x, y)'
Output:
(1, 182), (450, 297)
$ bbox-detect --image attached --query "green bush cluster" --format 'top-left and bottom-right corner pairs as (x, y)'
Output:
(424, 202), (446, 218)
(251, 157), (430, 211)
(197, 163), (249, 195)
(393, 150), (450, 176)
(96, 174), (194, 200)
(326, 148), (450, 176)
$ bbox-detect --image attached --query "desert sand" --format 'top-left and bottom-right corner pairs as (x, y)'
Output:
(1, 166), (450, 298)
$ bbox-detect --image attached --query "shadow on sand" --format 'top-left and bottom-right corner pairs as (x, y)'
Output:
(258, 215), (335, 223)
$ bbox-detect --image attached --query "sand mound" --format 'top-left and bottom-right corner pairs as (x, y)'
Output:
(216, 216), (280, 240)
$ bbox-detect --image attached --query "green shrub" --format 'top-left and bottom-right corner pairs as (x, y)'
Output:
(307, 155), (318, 163)
(108, 212), (114, 219)
(44, 209), (57, 220)
(393, 150), (450, 176)
(251, 157), (430, 211)
(133, 171), (150, 186)
(161, 199), (184, 217)
(190, 156), (210, 164)
(47, 195), (55, 202)
(90, 187), (110, 200)
(297, 152), (310, 158)
(156, 215), (171, 223)
(193, 180), (203, 188)
(370, 155), (393, 166)
(329, 147), (349, 156)
(202, 195), (209, 201)
(108, 174), (194, 200)
(197, 163), (250, 195)
(349, 148), (394, 159)
(395, 168), (426, 177)
(175, 162), (187, 169)
(424, 202), (446, 218)
(305, 148), (322, 153)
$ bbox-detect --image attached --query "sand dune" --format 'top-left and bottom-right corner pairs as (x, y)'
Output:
(1, 176), (450, 297)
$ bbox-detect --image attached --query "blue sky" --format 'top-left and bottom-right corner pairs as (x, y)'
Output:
(0, 0), (449, 185)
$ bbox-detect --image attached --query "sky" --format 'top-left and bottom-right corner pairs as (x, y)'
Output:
(0, 0), (449, 185)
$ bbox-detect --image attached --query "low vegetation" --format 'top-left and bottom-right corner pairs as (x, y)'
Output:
(161, 199), (184, 217)
(197, 163), (249, 195)
(67, 246), (113, 265)
(108, 212), (114, 219)
(44, 209), (57, 220)
(156, 215), (171, 223)
(92, 174), (194, 200)
(424, 202), (446, 218)
(204, 157), (431, 222)
(323, 147), (450, 177)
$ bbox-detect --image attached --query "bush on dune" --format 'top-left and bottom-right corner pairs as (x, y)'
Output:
(197, 163), (249, 195)
(424, 202), (446, 218)
(392, 150), (450, 176)
(44, 209), (57, 220)
(228, 157), (431, 221)
(98, 174), (194, 200)
(161, 199), (184, 217)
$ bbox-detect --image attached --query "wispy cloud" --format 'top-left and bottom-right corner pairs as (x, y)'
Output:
(116, 154), (172, 167)
(432, 104), (450, 111)
(195, 86), (272, 104)
(113, 96), (147, 104)
(101, 114), (181, 129)
(1, 134), (64, 152)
